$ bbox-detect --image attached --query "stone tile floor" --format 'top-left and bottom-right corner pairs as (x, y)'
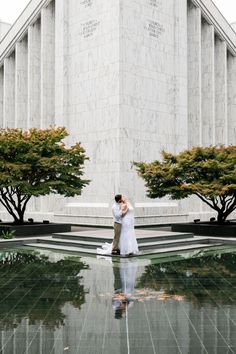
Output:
(0, 245), (236, 353)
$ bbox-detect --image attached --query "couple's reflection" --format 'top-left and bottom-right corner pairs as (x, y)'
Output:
(112, 258), (150, 319)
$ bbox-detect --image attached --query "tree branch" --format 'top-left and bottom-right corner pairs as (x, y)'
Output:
(225, 195), (236, 210)
(0, 190), (19, 222)
(194, 193), (217, 211)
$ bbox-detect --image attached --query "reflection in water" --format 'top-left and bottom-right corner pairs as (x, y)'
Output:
(112, 259), (139, 319)
(137, 251), (236, 307)
(0, 250), (88, 330)
(112, 258), (188, 320)
(1, 247), (236, 353)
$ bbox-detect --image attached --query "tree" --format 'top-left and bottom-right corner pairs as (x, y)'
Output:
(0, 127), (90, 224)
(134, 146), (236, 224)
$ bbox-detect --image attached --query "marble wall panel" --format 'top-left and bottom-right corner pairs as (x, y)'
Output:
(215, 37), (227, 144)
(15, 37), (28, 129)
(0, 66), (3, 127)
(55, 0), (68, 127)
(3, 53), (15, 128)
(119, 0), (188, 207)
(28, 19), (42, 213)
(201, 20), (215, 146)
(54, 0), (121, 211)
(41, 0), (55, 128)
(187, 2), (201, 147)
(227, 53), (236, 145)
(28, 19), (41, 128)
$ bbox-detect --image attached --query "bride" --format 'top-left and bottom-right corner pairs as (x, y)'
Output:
(118, 196), (139, 256)
(97, 196), (139, 257)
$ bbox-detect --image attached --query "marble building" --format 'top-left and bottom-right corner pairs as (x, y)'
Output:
(0, 0), (235, 225)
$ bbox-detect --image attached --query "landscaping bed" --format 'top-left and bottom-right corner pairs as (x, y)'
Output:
(171, 221), (236, 237)
(0, 222), (71, 237)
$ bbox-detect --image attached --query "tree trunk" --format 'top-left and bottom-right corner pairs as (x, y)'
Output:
(217, 211), (227, 224)
(14, 213), (24, 225)
(15, 204), (28, 224)
(0, 191), (31, 225)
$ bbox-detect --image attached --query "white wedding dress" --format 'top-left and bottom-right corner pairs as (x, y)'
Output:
(96, 204), (139, 256)
(119, 204), (139, 256)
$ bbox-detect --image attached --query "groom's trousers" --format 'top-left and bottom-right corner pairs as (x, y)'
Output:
(113, 222), (121, 250)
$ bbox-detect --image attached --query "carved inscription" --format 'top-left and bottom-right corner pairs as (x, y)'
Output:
(80, 0), (93, 8)
(149, 0), (161, 8)
(80, 20), (100, 38)
(145, 20), (165, 39)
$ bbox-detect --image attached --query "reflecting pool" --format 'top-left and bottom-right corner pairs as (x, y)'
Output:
(0, 246), (236, 353)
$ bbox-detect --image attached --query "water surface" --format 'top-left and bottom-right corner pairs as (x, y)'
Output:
(0, 246), (236, 353)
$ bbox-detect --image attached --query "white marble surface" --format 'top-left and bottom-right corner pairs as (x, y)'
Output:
(41, 1), (55, 128)
(28, 20), (41, 129)
(227, 53), (236, 145)
(0, 0), (235, 224)
(3, 54), (15, 128)
(0, 67), (3, 127)
(215, 38), (227, 144)
(201, 20), (215, 146)
(187, 3), (201, 147)
(15, 38), (28, 130)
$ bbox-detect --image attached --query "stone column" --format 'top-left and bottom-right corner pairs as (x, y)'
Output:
(3, 53), (15, 128)
(214, 38), (227, 144)
(28, 19), (41, 128)
(15, 37), (28, 129)
(41, 1), (55, 129)
(55, 0), (68, 127)
(227, 53), (236, 145)
(173, 0), (188, 152)
(201, 20), (215, 146)
(187, 2), (202, 147)
(26, 19), (42, 214)
(0, 67), (3, 127)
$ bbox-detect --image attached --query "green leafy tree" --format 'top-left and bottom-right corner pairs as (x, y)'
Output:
(135, 146), (236, 224)
(0, 127), (90, 224)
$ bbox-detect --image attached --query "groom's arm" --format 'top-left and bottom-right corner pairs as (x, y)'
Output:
(121, 203), (128, 217)
(112, 205), (122, 221)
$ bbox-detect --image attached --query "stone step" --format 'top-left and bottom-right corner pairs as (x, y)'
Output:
(126, 236), (211, 250)
(52, 231), (194, 244)
(138, 242), (223, 256)
(24, 241), (223, 258)
(24, 243), (98, 255)
(34, 235), (209, 251)
(38, 237), (103, 249)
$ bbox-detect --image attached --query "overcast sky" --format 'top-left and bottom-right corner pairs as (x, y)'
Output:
(0, 0), (236, 25)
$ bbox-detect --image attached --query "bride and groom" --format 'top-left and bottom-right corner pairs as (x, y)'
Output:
(97, 194), (139, 256)
(111, 194), (139, 256)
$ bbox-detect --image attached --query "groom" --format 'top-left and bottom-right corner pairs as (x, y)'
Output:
(111, 194), (123, 255)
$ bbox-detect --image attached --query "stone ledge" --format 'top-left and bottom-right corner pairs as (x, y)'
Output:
(0, 223), (71, 237)
(172, 222), (236, 237)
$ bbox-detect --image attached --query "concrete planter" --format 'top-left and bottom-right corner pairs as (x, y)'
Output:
(0, 223), (71, 237)
(172, 222), (236, 237)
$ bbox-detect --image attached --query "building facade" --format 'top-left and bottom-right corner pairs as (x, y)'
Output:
(0, 0), (235, 225)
